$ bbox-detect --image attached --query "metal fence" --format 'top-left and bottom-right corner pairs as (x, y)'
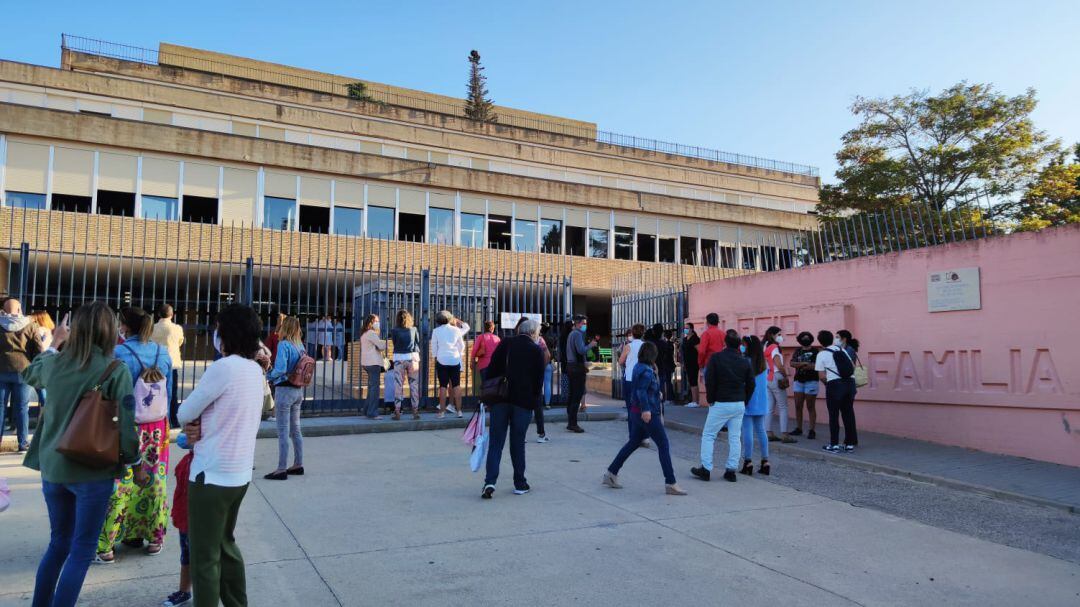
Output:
(59, 34), (819, 177)
(610, 264), (688, 401)
(1, 208), (572, 415)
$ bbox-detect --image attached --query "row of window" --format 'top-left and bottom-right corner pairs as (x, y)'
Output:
(5, 191), (218, 223)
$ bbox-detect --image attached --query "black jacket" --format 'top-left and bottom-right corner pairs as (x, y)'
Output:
(704, 346), (755, 405)
(485, 335), (545, 409)
(650, 338), (676, 374)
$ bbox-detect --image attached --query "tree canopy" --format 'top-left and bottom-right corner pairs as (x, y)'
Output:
(464, 50), (497, 123)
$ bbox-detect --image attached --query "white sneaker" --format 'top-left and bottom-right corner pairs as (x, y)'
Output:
(447, 404), (457, 414)
(536, 435), (550, 443)
(685, 403), (700, 408)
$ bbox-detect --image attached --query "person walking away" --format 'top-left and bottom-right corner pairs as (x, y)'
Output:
(390, 310), (422, 421)
(29, 310), (54, 410)
(563, 315), (589, 433)
(681, 323), (701, 407)
(617, 324), (645, 438)
(816, 330), (858, 453)
(358, 314), (386, 420)
(480, 320), (544, 499)
(739, 336), (771, 476)
(1, 298), (43, 452)
(151, 304), (185, 427)
(471, 320), (501, 387)
(162, 431), (195, 607)
(692, 330), (754, 483)
(762, 326), (796, 444)
(97, 306), (174, 561)
(695, 313), (724, 407)
(264, 316), (307, 480)
(177, 304), (266, 607)
(431, 311), (470, 418)
(514, 317), (551, 443)
(602, 342), (686, 495)
(655, 328), (676, 406)
(789, 332), (819, 439)
(22, 303), (142, 607)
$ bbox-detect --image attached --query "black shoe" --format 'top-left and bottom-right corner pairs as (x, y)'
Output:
(513, 483), (531, 495)
(739, 460), (753, 476)
(481, 484), (495, 499)
(690, 466), (710, 481)
(263, 470), (288, 480)
(822, 444), (840, 453)
(566, 425), (585, 433)
(807, 429), (816, 440)
(758, 460), (771, 476)
(286, 466), (305, 475)
(789, 428), (803, 437)
(723, 469), (738, 482)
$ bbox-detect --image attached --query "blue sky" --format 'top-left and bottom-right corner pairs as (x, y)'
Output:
(4, 1), (1078, 182)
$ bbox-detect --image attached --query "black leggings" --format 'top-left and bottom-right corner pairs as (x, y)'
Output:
(825, 378), (858, 446)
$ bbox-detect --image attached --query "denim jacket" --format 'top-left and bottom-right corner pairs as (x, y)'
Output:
(267, 340), (302, 386)
(115, 337), (174, 404)
(630, 363), (662, 416)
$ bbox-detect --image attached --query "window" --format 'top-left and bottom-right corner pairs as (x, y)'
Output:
(719, 246), (737, 269)
(741, 246), (758, 270)
(614, 226), (634, 260)
(334, 207), (362, 236)
(51, 194), (91, 213)
(565, 226), (586, 257)
(182, 196), (218, 224)
(779, 248), (794, 270)
(487, 214), (511, 250)
(460, 212), (485, 248)
(299, 205), (330, 233)
(515, 219), (537, 253)
(759, 246), (778, 271)
(428, 207), (454, 245)
(701, 239), (718, 267)
(636, 234), (656, 262)
(5, 192), (46, 209)
(540, 219), (562, 253)
(588, 228), (609, 259)
(680, 237), (699, 265)
(367, 206), (394, 239)
(398, 212), (425, 242)
(97, 190), (135, 217)
(263, 196), (296, 230)
(141, 195), (178, 221)
(658, 237), (676, 263)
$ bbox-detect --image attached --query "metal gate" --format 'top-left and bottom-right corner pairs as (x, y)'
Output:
(1, 208), (572, 415)
(610, 265), (687, 400)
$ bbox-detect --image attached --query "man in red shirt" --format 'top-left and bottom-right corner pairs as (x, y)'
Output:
(695, 313), (724, 406)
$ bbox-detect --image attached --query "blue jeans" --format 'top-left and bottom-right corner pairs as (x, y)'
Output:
(741, 414), (769, 461)
(543, 363), (553, 406)
(34, 478), (115, 607)
(274, 386), (304, 470)
(484, 403), (531, 489)
(700, 401), (744, 472)
(0, 372), (32, 449)
(608, 410), (676, 484)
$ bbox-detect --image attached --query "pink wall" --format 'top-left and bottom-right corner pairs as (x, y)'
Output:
(688, 225), (1080, 467)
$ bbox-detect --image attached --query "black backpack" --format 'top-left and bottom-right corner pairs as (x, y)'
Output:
(831, 347), (855, 380)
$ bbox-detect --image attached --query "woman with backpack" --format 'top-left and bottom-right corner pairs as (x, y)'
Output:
(264, 316), (308, 481)
(96, 306), (174, 562)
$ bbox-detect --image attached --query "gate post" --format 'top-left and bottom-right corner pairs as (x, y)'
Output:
(563, 277), (573, 318)
(419, 268), (431, 408)
(16, 242), (30, 302)
(242, 257), (254, 307)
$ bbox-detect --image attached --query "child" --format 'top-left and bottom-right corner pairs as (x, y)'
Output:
(162, 432), (193, 606)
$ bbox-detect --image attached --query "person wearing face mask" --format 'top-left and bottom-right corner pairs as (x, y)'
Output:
(563, 314), (590, 433)
(762, 326), (796, 443)
(788, 332), (820, 439)
(681, 323), (700, 407)
(359, 314), (387, 420)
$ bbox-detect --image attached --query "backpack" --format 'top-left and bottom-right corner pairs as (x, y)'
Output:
(122, 343), (169, 424)
(830, 346), (855, 380)
(285, 343), (316, 387)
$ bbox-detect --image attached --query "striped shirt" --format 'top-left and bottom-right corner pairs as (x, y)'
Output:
(177, 355), (266, 487)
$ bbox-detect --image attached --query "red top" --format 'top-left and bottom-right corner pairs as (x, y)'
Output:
(765, 343), (780, 381)
(265, 331), (281, 366)
(697, 326), (725, 369)
(171, 452), (193, 533)
(472, 333), (501, 370)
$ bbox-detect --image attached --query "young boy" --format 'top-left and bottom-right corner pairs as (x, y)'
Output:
(162, 433), (193, 606)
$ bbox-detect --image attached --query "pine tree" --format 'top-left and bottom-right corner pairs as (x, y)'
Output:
(464, 50), (497, 123)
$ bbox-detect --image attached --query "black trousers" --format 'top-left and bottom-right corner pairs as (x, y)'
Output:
(169, 369), (180, 427)
(566, 367), (587, 428)
(825, 378), (858, 446)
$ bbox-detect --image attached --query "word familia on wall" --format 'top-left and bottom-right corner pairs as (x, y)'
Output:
(865, 349), (1063, 395)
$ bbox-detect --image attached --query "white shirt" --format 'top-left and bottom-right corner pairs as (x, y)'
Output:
(431, 321), (470, 366)
(623, 339), (643, 381)
(814, 346), (849, 383)
(177, 355), (266, 487)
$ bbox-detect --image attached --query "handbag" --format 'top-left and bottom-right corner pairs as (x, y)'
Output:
(56, 359), (124, 469)
(469, 405), (489, 473)
(853, 360), (869, 388)
(777, 377), (790, 390)
(480, 348), (511, 404)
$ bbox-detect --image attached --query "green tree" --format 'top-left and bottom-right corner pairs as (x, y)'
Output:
(347, 82), (375, 103)
(464, 50), (497, 123)
(1013, 143), (1080, 231)
(820, 82), (1058, 217)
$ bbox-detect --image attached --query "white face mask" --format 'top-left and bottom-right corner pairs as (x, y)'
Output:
(213, 330), (223, 355)
(776, 335), (785, 345)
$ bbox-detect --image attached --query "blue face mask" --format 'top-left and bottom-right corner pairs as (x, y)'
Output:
(683, 328), (690, 335)
(739, 344), (747, 354)
(580, 325), (588, 333)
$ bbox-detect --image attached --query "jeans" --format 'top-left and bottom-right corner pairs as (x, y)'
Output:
(0, 372), (32, 449)
(766, 378), (789, 434)
(700, 401), (744, 472)
(608, 410), (676, 484)
(362, 365), (382, 418)
(825, 378), (858, 446)
(484, 403), (531, 488)
(566, 367), (586, 428)
(741, 414), (768, 461)
(274, 386), (304, 470)
(533, 403), (546, 437)
(34, 478), (115, 607)
(188, 474), (249, 607)
(543, 363), (553, 406)
(393, 359), (420, 412)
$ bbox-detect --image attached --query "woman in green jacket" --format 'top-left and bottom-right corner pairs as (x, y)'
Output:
(22, 302), (142, 607)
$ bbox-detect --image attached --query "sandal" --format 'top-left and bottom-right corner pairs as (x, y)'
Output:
(739, 460), (754, 476)
(94, 551), (116, 564)
(392, 411), (401, 421)
(146, 543), (163, 556)
(412, 411), (421, 420)
(758, 460), (771, 476)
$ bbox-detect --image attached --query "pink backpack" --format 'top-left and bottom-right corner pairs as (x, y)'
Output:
(122, 343), (169, 424)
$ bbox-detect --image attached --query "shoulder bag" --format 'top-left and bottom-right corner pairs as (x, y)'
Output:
(56, 359), (124, 468)
(480, 346), (511, 404)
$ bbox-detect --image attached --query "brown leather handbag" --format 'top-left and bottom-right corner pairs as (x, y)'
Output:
(56, 360), (124, 468)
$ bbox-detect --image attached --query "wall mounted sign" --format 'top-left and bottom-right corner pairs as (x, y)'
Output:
(927, 267), (981, 312)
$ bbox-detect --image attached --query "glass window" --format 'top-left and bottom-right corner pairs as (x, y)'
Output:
(760, 246), (778, 271)
(263, 196), (296, 231)
(141, 195), (178, 221)
(588, 228), (609, 259)
(182, 196), (218, 224)
(719, 246), (737, 269)
(700, 239), (718, 267)
(540, 219), (562, 253)
(334, 207), (362, 236)
(487, 214), (511, 250)
(614, 226), (634, 260)
(97, 190), (135, 217)
(428, 207), (454, 245)
(460, 212), (485, 248)
(299, 205), (330, 233)
(6, 192), (46, 209)
(741, 246), (758, 270)
(636, 233), (656, 262)
(366, 206), (395, 239)
(680, 237), (699, 265)
(515, 219), (537, 253)
(779, 248), (794, 270)
(52, 194), (91, 213)
(566, 226), (586, 257)
(658, 238), (676, 263)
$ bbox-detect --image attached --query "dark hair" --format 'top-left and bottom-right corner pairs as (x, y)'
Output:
(216, 304), (262, 359)
(157, 303), (174, 319)
(763, 325), (782, 346)
(797, 331), (814, 346)
(837, 330), (859, 352)
(119, 307), (152, 342)
(686, 322), (695, 330)
(723, 329), (741, 349)
(746, 335), (765, 374)
(706, 313), (719, 326)
(637, 341), (658, 366)
(572, 314), (587, 324)
(817, 330), (834, 347)
(484, 320), (495, 332)
(663, 329), (673, 340)
(631, 323), (646, 339)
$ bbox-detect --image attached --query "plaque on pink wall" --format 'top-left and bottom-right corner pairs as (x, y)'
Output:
(928, 267), (981, 312)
